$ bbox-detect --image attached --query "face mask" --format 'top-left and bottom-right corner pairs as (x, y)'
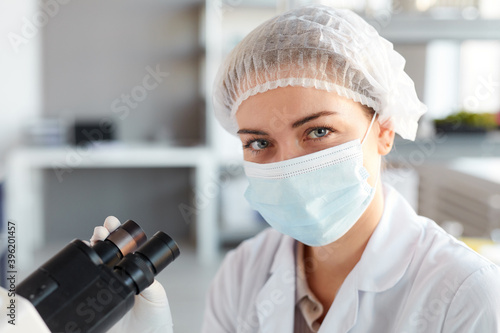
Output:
(243, 113), (379, 247)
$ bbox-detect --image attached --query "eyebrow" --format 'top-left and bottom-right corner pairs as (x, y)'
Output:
(236, 110), (338, 135)
(292, 111), (338, 128)
(237, 129), (269, 135)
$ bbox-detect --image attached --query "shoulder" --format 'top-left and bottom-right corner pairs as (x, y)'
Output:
(381, 185), (495, 291)
(413, 215), (494, 279)
(442, 264), (500, 331)
(381, 186), (500, 329)
(400, 195), (500, 327)
(383, 184), (493, 278)
(454, 263), (500, 297)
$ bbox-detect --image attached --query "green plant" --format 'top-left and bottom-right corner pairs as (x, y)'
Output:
(434, 111), (498, 130)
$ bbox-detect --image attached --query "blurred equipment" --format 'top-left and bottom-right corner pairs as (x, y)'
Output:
(24, 118), (67, 146)
(73, 120), (115, 146)
(16, 220), (180, 333)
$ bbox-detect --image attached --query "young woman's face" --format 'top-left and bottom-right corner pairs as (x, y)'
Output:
(235, 86), (394, 185)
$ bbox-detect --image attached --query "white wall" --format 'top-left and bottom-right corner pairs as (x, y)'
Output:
(42, 0), (203, 145)
(0, 0), (42, 170)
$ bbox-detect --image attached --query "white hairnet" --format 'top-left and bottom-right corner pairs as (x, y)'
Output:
(213, 5), (427, 141)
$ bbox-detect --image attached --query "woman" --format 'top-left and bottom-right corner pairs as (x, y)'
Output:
(93, 5), (500, 332)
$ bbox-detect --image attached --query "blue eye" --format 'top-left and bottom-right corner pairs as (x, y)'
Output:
(250, 140), (269, 150)
(308, 128), (330, 139)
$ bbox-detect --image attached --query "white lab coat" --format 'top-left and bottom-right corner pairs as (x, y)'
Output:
(202, 185), (500, 332)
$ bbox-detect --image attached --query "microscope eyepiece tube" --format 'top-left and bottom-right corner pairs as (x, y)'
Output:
(136, 231), (180, 274)
(107, 219), (147, 254)
(93, 219), (147, 266)
(114, 231), (180, 294)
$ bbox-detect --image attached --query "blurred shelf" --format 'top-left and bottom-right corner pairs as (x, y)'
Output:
(369, 16), (500, 43)
(220, 0), (277, 9)
(8, 144), (211, 168)
(118, 0), (203, 10)
(387, 131), (500, 161)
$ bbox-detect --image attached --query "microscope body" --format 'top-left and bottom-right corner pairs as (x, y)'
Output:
(16, 220), (179, 333)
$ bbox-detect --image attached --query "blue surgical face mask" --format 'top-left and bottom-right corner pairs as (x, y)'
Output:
(243, 113), (379, 247)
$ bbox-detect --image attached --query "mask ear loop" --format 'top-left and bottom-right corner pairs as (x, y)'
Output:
(361, 111), (378, 146)
(360, 111), (381, 191)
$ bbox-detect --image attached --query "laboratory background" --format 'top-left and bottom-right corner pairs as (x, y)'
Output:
(1, 0), (500, 331)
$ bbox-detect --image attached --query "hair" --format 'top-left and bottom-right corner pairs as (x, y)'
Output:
(362, 105), (377, 120)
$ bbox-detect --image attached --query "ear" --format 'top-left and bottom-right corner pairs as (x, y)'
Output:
(377, 118), (395, 156)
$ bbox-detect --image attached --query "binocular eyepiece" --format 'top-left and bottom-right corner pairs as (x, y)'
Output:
(17, 220), (180, 333)
(90, 220), (180, 294)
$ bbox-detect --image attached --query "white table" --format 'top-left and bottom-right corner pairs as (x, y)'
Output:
(4, 144), (219, 272)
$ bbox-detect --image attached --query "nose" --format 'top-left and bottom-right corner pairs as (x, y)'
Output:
(273, 141), (305, 163)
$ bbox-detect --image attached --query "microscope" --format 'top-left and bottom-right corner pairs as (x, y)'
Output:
(16, 220), (180, 333)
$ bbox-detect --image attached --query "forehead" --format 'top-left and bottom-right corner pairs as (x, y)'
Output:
(235, 86), (366, 127)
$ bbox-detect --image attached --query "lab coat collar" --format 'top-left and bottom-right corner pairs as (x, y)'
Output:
(256, 232), (296, 333)
(354, 184), (422, 292)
